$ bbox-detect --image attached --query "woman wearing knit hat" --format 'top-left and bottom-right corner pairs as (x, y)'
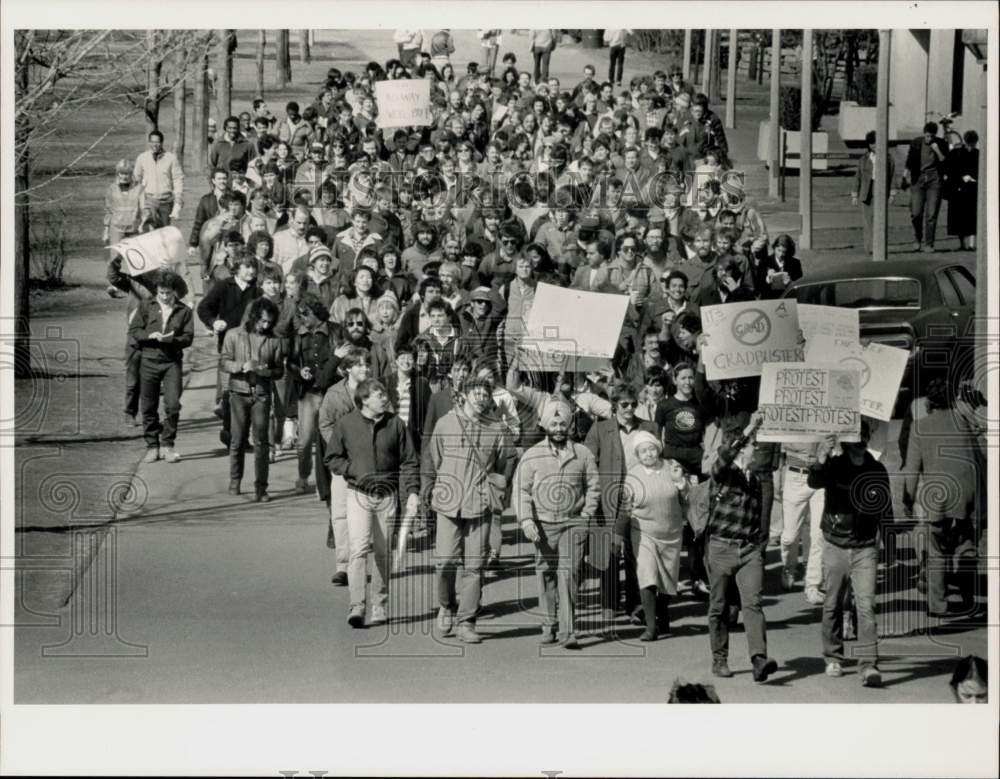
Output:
(616, 432), (689, 641)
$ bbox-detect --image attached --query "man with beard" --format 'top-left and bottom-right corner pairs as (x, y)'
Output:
(425, 374), (515, 643)
(459, 287), (502, 375)
(402, 219), (444, 281)
(517, 399), (601, 648)
(273, 206), (312, 276)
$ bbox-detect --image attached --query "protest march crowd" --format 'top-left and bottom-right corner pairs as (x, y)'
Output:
(102, 29), (986, 687)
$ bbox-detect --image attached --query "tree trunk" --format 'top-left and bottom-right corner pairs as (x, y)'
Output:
(173, 50), (187, 163)
(256, 30), (266, 97)
(14, 46), (31, 378)
(298, 29), (310, 64)
(276, 30), (290, 88)
(217, 29), (235, 120)
(144, 30), (162, 134)
(192, 48), (209, 173)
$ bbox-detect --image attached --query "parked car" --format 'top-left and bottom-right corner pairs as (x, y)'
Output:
(783, 258), (977, 417)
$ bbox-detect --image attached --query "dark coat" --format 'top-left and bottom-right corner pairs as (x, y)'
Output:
(385, 372), (434, 454)
(584, 417), (658, 524)
(128, 299), (195, 362)
(196, 277), (261, 351)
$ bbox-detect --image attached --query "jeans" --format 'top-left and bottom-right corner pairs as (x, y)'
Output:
(435, 512), (490, 624)
(535, 519), (589, 636)
(345, 487), (396, 611)
(707, 537), (768, 662)
(296, 390), (323, 481)
(487, 511), (502, 559)
(229, 391), (271, 491)
(925, 518), (977, 613)
(910, 172), (942, 246)
(608, 45), (626, 84)
(532, 48), (552, 83)
(139, 356), (182, 449)
(780, 468), (826, 587)
(125, 340), (142, 417)
(151, 195), (173, 227)
(822, 543), (878, 669)
(270, 378), (288, 448)
(329, 473), (350, 574)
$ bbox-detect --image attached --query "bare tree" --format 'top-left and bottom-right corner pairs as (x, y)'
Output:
(173, 49), (187, 161)
(276, 30), (290, 87)
(217, 29), (236, 120)
(256, 30), (266, 97)
(299, 29), (310, 64)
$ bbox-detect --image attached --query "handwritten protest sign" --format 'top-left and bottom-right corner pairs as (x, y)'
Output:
(839, 342), (910, 422)
(375, 79), (432, 129)
(798, 304), (860, 361)
(108, 226), (186, 277)
(517, 283), (628, 372)
(757, 362), (862, 442)
(700, 299), (802, 380)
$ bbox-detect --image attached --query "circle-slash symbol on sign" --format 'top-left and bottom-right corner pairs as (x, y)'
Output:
(731, 309), (772, 346)
(840, 357), (871, 388)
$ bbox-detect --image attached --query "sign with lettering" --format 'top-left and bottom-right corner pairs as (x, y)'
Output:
(375, 79), (432, 129)
(701, 299), (803, 380)
(108, 226), (187, 277)
(844, 342), (910, 422)
(757, 362), (862, 442)
(798, 304), (860, 361)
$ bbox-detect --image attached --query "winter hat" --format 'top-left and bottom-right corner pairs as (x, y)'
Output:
(375, 290), (401, 316)
(469, 286), (494, 304)
(720, 177), (745, 200)
(539, 399), (574, 431)
(674, 92), (691, 107)
(631, 430), (663, 457)
(309, 245), (334, 265)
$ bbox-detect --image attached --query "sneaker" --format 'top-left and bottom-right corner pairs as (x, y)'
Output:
(213, 401), (225, 420)
(639, 628), (657, 642)
(228, 479), (240, 496)
(437, 607), (455, 636)
(269, 446), (278, 464)
(804, 587), (825, 605)
(539, 628), (558, 645)
(161, 448), (181, 463)
(693, 580), (711, 598)
(781, 570), (796, 591)
(826, 661), (844, 677)
(254, 491), (271, 503)
(369, 605), (387, 626)
(294, 479), (309, 495)
(142, 448), (160, 464)
(219, 429), (231, 447)
(330, 571), (348, 587)
(860, 666), (882, 688)
(912, 241), (922, 252)
(752, 655), (778, 683)
(557, 633), (580, 649)
(712, 659), (734, 678)
(456, 624), (483, 644)
(125, 413), (138, 427)
(485, 552), (501, 571)
(347, 604), (365, 628)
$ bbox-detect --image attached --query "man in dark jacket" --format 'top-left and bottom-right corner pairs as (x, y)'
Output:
(209, 115), (255, 177)
(808, 420), (892, 688)
(585, 384), (658, 632)
(196, 255), (260, 446)
(384, 345), (434, 455)
(903, 122), (949, 252)
(326, 379), (420, 628)
(188, 168), (229, 254)
(128, 271), (195, 464)
(458, 287), (502, 375)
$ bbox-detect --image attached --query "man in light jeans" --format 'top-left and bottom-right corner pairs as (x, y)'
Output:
(779, 442), (826, 604)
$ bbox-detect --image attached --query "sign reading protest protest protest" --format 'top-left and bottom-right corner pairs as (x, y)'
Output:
(517, 283), (629, 373)
(700, 299), (803, 380)
(375, 79), (432, 129)
(839, 342), (910, 422)
(798, 304), (860, 362)
(757, 362), (862, 442)
(108, 226), (187, 277)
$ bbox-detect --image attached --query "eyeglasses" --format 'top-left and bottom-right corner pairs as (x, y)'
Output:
(617, 401), (636, 408)
(500, 238), (518, 245)
(621, 246), (637, 253)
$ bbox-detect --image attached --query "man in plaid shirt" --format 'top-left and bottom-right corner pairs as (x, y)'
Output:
(705, 411), (779, 683)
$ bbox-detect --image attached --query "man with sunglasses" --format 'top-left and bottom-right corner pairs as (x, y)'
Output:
(584, 384), (658, 632)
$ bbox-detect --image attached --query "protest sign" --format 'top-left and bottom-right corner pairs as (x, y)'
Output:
(798, 304), (860, 361)
(516, 283), (628, 372)
(375, 79), (432, 129)
(700, 299), (802, 380)
(757, 362), (862, 442)
(108, 226), (186, 277)
(839, 342), (910, 422)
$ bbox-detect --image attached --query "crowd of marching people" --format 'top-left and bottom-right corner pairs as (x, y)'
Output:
(103, 29), (986, 686)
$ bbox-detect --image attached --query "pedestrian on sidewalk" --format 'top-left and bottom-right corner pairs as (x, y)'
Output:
(393, 29), (423, 69)
(944, 129), (980, 251)
(129, 270), (195, 464)
(326, 379), (420, 628)
(222, 298), (284, 502)
(132, 129), (184, 227)
(425, 373), (515, 644)
(902, 122), (948, 252)
(851, 130), (897, 255)
(516, 399), (601, 649)
(605, 30), (633, 88)
(477, 30), (502, 77)
(808, 421), (891, 687)
(102, 158), (145, 257)
(528, 30), (559, 85)
(704, 412), (780, 683)
(778, 441), (826, 605)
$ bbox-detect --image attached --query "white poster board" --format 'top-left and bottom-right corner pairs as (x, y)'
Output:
(839, 342), (910, 422)
(757, 362), (862, 442)
(108, 226), (187, 277)
(375, 79), (432, 129)
(517, 283), (629, 373)
(798, 304), (860, 362)
(700, 299), (803, 380)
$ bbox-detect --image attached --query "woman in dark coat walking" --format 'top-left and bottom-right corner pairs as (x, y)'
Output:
(945, 130), (979, 250)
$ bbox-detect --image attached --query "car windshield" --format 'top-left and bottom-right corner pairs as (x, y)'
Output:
(789, 277), (922, 309)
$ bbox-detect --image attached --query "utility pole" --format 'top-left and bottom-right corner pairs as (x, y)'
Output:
(702, 30), (715, 100)
(873, 29), (891, 261)
(725, 29), (737, 128)
(682, 29), (692, 80)
(799, 29), (813, 249)
(768, 29), (782, 198)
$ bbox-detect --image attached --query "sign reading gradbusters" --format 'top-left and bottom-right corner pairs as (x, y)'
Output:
(701, 299), (802, 380)
(757, 362), (862, 442)
(375, 79), (432, 129)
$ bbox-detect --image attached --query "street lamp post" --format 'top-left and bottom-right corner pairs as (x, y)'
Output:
(725, 29), (738, 129)
(799, 30), (813, 249)
(768, 29), (781, 198)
